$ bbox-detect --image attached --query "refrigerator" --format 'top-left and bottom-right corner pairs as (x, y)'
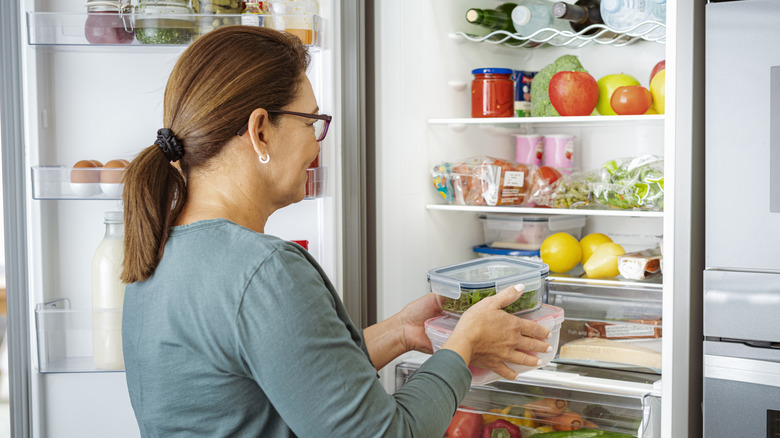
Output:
(0, 0), (705, 437)
(704, 1), (780, 436)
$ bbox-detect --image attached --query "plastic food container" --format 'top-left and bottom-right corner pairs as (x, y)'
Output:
(428, 257), (548, 316)
(424, 304), (564, 386)
(480, 214), (586, 250)
(473, 244), (541, 262)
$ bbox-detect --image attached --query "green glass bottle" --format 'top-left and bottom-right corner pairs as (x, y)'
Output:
(465, 3), (518, 33)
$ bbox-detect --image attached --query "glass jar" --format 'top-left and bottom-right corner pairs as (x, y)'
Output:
(84, 0), (135, 45)
(267, 0), (320, 45)
(135, 0), (195, 45)
(471, 68), (515, 118)
(92, 211), (126, 371)
(193, 0), (243, 40)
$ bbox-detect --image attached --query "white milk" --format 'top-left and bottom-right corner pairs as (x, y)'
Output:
(92, 211), (126, 371)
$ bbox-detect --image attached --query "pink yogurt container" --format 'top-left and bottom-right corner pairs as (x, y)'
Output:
(543, 134), (576, 174)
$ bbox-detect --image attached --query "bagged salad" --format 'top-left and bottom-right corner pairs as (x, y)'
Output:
(591, 155), (664, 210)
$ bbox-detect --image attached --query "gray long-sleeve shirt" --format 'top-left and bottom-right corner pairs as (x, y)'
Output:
(123, 219), (471, 437)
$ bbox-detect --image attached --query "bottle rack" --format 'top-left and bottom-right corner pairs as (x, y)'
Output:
(26, 12), (322, 47)
(454, 21), (665, 49)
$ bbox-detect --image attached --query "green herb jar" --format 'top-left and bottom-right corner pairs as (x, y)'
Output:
(135, 0), (195, 45)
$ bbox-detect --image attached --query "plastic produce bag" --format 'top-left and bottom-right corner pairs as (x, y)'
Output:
(432, 156), (534, 206)
(591, 155), (664, 210)
(530, 170), (598, 209)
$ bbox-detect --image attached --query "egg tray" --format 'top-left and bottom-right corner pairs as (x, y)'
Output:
(31, 165), (126, 200)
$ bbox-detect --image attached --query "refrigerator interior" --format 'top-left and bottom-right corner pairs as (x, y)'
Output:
(16, 0), (342, 436)
(371, 0), (701, 436)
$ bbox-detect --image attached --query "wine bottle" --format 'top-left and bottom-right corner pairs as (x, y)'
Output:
(465, 3), (518, 33)
(552, 0), (604, 34)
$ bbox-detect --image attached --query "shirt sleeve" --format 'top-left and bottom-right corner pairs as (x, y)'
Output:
(235, 246), (472, 437)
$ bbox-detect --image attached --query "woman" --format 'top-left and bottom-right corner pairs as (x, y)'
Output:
(121, 26), (551, 437)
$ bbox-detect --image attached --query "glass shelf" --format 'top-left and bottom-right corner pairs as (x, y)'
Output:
(428, 115), (665, 133)
(35, 299), (125, 374)
(452, 21), (666, 49)
(426, 204), (664, 218)
(26, 12), (322, 47)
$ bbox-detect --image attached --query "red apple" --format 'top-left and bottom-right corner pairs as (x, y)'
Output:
(610, 85), (653, 115)
(650, 60), (666, 83)
(549, 71), (599, 116)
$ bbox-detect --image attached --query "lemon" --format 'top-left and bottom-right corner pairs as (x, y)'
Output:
(579, 233), (613, 264)
(541, 232), (582, 273)
(583, 242), (626, 278)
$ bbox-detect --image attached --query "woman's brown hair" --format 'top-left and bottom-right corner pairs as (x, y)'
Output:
(121, 26), (310, 283)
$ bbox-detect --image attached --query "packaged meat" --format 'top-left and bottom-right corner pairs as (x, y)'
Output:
(585, 320), (662, 339)
(618, 247), (662, 280)
(431, 156), (533, 206)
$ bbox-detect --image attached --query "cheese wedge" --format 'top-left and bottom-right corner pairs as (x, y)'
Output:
(559, 338), (662, 370)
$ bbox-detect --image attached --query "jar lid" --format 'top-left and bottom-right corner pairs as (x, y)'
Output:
(472, 68), (513, 75)
(85, 0), (133, 13)
(137, 0), (194, 14)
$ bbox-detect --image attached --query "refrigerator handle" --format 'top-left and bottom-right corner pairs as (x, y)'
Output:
(771, 66), (780, 212)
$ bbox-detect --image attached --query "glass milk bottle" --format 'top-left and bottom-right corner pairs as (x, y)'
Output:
(92, 211), (126, 370)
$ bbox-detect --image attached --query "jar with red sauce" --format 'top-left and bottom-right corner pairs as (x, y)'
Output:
(84, 0), (135, 45)
(471, 68), (515, 118)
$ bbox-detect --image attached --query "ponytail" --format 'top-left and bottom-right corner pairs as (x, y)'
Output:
(119, 25), (309, 284)
(121, 145), (186, 283)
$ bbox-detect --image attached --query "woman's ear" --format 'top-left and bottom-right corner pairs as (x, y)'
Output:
(246, 107), (271, 157)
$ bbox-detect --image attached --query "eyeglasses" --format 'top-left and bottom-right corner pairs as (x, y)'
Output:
(237, 110), (332, 142)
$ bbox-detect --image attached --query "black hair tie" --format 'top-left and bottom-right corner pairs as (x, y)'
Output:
(155, 128), (185, 162)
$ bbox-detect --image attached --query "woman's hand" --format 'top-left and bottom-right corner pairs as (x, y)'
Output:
(396, 293), (442, 354)
(442, 285), (552, 381)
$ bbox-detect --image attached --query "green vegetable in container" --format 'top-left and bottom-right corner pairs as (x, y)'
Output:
(136, 26), (192, 44)
(442, 287), (538, 314)
(531, 55), (589, 117)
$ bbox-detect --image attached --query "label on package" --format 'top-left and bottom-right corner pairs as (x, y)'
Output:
(603, 324), (657, 338)
(503, 171), (526, 187)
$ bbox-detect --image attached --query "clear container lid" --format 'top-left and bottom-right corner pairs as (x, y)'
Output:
(428, 256), (548, 299)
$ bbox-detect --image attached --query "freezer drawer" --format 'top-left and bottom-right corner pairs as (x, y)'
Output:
(703, 269), (780, 343)
(547, 277), (663, 374)
(703, 351), (780, 437)
(396, 360), (661, 437)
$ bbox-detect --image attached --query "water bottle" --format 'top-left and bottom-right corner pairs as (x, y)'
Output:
(510, 0), (572, 44)
(600, 0), (665, 39)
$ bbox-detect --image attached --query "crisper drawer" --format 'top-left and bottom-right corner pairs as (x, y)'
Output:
(35, 298), (125, 373)
(547, 277), (663, 374)
(396, 360), (660, 437)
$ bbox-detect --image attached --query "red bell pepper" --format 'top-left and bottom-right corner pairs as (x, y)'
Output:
(482, 419), (523, 438)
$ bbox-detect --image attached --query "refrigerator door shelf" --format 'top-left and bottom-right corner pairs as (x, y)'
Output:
(31, 165), (124, 200)
(27, 12), (323, 48)
(35, 299), (125, 374)
(396, 359), (658, 437)
(428, 114), (665, 131)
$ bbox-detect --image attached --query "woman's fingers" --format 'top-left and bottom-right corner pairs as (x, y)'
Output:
(487, 284), (525, 310)
(490, 362), (519, 381)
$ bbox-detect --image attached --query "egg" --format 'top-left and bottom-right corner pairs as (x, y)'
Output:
(70, 160), (102, 197)
(70, 159), (101, 183)
(100, 159), (129, 198)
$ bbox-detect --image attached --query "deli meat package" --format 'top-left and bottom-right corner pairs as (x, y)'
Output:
(432, 156), (533, 206)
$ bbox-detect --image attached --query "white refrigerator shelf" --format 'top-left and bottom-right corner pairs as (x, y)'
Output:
(26, 12), (322, 47)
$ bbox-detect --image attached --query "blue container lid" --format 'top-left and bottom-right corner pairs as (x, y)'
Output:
(428, 256), (549, 299)
(473, 244), (540, 257)
(472, 68), (514, 76)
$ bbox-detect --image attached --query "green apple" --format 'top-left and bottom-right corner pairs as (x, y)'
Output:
(596, 74), (641, 115)
(650, 69), (666, 114)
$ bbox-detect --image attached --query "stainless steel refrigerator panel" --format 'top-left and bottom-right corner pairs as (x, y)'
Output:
(703, 270), (780, 342)
(705, 0), (780, 272)
(703, 354), (780, 437)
